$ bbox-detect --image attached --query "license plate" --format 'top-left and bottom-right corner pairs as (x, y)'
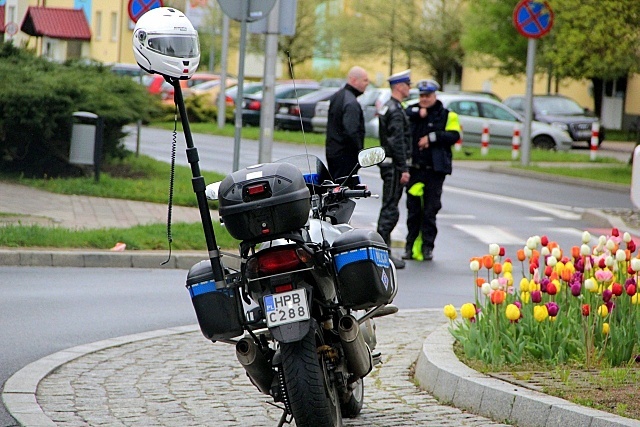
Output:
(263, 289), (310, 327)
(576, 130), (592, 139)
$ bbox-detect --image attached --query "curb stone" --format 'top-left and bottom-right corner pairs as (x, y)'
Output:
(413, 324), (640, 427)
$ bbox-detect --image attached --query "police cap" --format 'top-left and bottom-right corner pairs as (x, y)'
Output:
(388, 69), (411, 86)
(417, 79), (440, 94)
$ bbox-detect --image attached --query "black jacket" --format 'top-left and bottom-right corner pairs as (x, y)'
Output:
(405, 100), (460, 175)
(325, 84), (365, 159)
(379, 97), (411, 172)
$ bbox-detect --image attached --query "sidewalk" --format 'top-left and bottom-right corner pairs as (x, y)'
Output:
(2, 174), (640, 426)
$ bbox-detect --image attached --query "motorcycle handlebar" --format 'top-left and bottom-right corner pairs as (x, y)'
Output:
(342, 189), (371, 199)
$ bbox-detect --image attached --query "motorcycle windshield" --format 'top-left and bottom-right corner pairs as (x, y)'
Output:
(274, 154), (332, 187)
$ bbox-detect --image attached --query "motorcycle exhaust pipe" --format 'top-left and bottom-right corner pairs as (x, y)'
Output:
(235, 338), (274, 395)
(339, 315), (373, 380)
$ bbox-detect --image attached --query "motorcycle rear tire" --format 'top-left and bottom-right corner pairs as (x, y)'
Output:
(341, 378), (364, 418)
(281, 322), (342, 427)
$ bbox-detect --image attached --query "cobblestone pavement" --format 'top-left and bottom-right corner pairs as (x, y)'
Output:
(37, 309), (510, 427)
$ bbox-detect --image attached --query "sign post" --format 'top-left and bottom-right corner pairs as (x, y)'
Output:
(217, 0), (276, 171)
(512, 0), (554, 166)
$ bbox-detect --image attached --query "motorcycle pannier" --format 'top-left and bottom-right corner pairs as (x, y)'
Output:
(331, 229), (397, 310)
(218, 162), (311, 241)
(186, 260), (244, 341)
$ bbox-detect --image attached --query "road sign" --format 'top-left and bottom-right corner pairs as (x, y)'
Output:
(218, 0), (276, 23)
(5, 22), (18, 37)
(128, 0), (163, 23)
(513, 0), (554, 39)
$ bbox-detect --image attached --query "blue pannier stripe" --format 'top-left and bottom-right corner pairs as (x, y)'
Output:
(188, 280), (217, 298)
(334, 247), (390, 272)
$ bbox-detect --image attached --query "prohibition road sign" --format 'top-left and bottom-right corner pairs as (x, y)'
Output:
(513, 0), (554, 39)
(128, 0), (163, 23)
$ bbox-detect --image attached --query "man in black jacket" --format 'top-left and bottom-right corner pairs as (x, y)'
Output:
(403, 80), (461, 261)
(377, 69), (412, 269)
(325, 66), (370, 180)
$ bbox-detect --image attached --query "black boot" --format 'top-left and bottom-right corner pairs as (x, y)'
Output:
(422, 247), (433, 261)
(390, 255), (405, 269)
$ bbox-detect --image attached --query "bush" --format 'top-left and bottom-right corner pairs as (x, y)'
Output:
(0, 43), (161, 177)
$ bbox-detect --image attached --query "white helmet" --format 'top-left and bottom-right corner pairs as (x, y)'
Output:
(133, 7), (200, 79)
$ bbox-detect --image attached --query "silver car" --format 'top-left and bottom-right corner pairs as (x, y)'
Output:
(407, 93), (573, 150)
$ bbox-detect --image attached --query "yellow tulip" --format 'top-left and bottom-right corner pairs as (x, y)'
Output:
(519, 277), (529, 293)
(503, 262), (513, 273)
(460, 303), (476, 319)
(505, 304), (520, 321)
(598, 304), (609, 318)
(520, 291), (531, 304)
(443, 304), (457, 320)
(602, 323), (610, 335)
(633, 294), (640, 305)
(533, 305), (548, 322)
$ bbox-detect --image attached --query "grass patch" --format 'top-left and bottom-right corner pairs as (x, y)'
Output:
(0, 221), (238, 250)
(1, 153), (225, 207)
(515, 165), (632, 184)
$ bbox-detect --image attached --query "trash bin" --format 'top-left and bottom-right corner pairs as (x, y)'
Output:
(69, 111), (104, 181)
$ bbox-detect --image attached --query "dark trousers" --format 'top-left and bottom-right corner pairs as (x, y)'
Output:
(376, 164), (403, 246)
(405, 168), (446, 252)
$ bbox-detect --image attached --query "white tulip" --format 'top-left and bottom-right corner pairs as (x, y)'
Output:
(481, 282), (492, 295)
(585, 278), (596, 291)
(524, 247), (533, 258)
(470, 260), (480, 271)
(606, 239), (616, 251)
(547, 256), (557, 267)
(526, 237), (537, 250)
(490, 278), (500, 290)
(605, 256), (614, 267)
(616, 249), (627, 262)
(551, 247), (562, 259)
(582, 231), (591, 244)
(541, 246), (550, 257)
(489, 243), (500, 256)
(580, 244), (591, 256)
(631, 258), (640, 272)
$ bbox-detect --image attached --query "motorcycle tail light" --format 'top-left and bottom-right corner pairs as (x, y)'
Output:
(256, 248), (301, 275)
(247, 100), (261, 110)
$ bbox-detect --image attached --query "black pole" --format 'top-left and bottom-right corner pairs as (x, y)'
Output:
(172, 78), (226, 284)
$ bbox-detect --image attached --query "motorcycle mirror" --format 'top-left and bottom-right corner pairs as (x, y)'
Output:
(205, 181), (222, 200)
(358, 147), (386, 168)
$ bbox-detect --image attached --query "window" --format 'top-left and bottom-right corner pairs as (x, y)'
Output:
(95, 11), (102, 40)
(449, 101), (479, 117)
(480, 103), (517, 121)
(110, 12), (118, 42)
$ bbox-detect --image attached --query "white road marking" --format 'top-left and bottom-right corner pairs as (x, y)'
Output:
(445, 186), (583, 220)
(452, 224), (523, 245)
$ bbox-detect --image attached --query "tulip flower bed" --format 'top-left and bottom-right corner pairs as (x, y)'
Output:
(444, 228), (640, 368)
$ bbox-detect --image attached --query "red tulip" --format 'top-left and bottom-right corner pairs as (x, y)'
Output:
(612, 228), (620, 237)
(612, 283), (623, 296)
(582, 304), (590, 316)
(541, 235), (549, 246)
(547, 283), (558, 295)
(627, 285), (637, 297)
(544, 265), (553, 277)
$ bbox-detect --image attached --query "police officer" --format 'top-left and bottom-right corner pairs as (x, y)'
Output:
(376, 69), (412, 269)
(403, 79), (461, 261)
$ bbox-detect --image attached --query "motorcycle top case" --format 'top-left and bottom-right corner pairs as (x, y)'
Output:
(186, 260), (244, 341)
(218, 162), (311, 241)
(331, 229), (397, 310)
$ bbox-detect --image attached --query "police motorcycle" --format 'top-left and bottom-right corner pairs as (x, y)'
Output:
(133, 8), (397, 427)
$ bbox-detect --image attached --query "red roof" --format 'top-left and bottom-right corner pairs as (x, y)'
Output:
(20, 7), (91, 41)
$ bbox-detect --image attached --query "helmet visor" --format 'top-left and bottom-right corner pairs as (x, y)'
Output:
(147, 35), (199, 58)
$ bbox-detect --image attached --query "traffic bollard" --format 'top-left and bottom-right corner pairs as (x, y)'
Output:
(590, 122), (599, 161)
(481, 123), (490, 156)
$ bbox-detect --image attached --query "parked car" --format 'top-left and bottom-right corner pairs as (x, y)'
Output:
(503, 94), (603, 146)
(159, 73), (221, 104)
(241, 82), (321, 126)
(410, 93), (572, 150)
(275, 87), (339, 131)
(186, 78), (238, 106)
(225, 82), (264, 108)
(110, 63), (148, 80)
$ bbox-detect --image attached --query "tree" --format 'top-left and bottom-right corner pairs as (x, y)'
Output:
(461, 0), (640, 116)
(334, 0), (465, 86)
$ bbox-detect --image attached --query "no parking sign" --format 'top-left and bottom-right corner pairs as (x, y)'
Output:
(513, 0), (554, 39)
(128, 0), (163, 23)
